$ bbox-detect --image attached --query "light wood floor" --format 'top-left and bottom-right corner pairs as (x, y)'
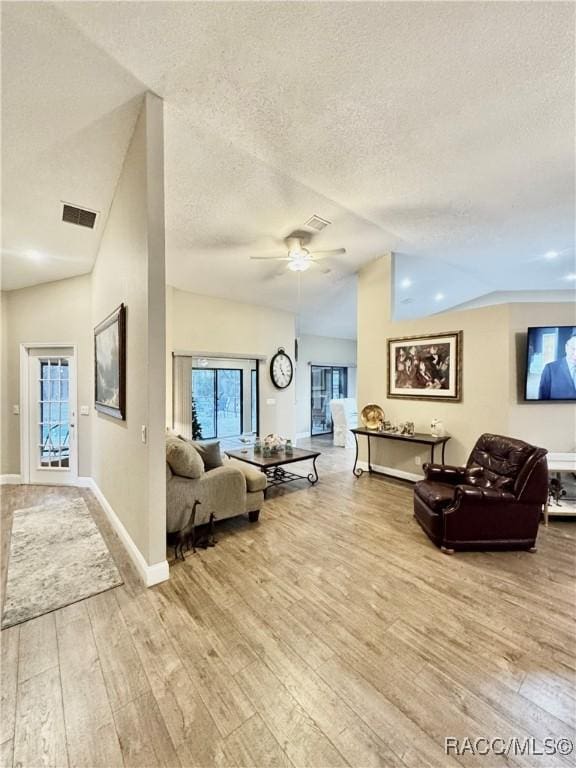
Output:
(1, 439), (575, 768)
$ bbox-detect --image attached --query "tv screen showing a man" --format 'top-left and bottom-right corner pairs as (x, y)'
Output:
(525, 326), (576, 401)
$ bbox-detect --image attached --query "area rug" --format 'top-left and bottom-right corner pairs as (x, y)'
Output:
(2, 497), (122, 628)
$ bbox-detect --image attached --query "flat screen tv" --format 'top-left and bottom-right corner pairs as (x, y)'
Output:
(525, 326), (576, 401)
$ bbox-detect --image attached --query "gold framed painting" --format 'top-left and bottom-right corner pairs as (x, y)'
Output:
(387, 331), (463, 401)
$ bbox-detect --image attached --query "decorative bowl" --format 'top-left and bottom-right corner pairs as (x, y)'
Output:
(360, 404), (385, 430)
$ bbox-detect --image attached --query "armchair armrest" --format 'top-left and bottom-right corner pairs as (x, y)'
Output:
(453, 485), (516, 504)
(423, 463), (467, 484)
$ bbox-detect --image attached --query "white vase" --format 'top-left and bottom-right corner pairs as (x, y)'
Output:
(431, 419), (445, 437)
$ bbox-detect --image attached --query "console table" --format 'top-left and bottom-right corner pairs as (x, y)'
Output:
(351, 427), (451, 479)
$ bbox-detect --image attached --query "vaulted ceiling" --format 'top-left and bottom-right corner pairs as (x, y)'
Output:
(2, 1), (574, 337)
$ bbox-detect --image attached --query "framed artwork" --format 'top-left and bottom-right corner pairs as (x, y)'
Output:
(94, 303), (126, 419)
(387, 331), (462, 401)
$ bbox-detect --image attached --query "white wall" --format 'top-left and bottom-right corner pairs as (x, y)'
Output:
(358, 255), (575, 476)
(1, 275), (92, 476)
(295, 334), (357, 437)
(167, 287), (296, 439)
(91, 93), (166, 569)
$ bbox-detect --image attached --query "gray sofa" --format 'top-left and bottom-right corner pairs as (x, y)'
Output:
(166, 436), (266, 533)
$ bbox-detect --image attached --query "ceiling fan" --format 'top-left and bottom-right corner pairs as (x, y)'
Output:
(250, 235), (346, 272)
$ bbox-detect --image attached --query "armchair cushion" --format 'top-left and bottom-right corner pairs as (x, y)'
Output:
(166, 437), (204, 479)
(466, 434), (535, 490)
(414, 481), (457, 512)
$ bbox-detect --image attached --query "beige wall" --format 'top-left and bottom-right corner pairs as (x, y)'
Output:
(1, 290), (9, 475)
(167, 286), (296, 439)
(91, 93), (166, 567)
(295, 334), (357, 436)
(0, 275), (92, 476)
(357, 255), (575, 476)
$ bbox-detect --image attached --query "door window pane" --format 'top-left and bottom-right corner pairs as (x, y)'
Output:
(192, 369), (216, 439)
(38, 358), (70, 468)
(216, 369), (242, 438)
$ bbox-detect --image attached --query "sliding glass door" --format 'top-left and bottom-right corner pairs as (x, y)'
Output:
(192, 368), (243, 439)
(311, 365), (348, 436)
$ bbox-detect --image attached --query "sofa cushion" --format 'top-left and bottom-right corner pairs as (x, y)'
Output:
(166, 437), (204, 479)
(228, 458), (267, 493)
(414, 480), (455, 512)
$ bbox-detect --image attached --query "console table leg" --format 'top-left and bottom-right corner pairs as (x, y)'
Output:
(367, 435), (372, 473)
(441, 442), (447, 463)
(352, 432), (363, 477)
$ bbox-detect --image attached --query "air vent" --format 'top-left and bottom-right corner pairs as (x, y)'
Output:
(62, 203), (98, 229)
(400, 297), (414, 305)
(304, 215), (330, 232)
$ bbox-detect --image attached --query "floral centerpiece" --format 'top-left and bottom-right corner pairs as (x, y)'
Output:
(264, 434), (285, 453)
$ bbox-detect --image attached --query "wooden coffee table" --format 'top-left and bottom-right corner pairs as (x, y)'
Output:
(225, 447), (320, 495)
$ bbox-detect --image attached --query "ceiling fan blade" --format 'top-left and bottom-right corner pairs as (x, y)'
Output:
(310, 248), (347, 260)
(250, 256), (292, 261)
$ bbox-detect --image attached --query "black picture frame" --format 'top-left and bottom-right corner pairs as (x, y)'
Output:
(94, 303), (126, 420)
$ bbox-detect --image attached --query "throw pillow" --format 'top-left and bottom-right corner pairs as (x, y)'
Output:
(166, 437), (204, 479)
(190, 440), (223, 471)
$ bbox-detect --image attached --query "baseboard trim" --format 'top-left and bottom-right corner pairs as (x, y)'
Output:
(0, 474), (22, 485)
(84, 478), (169, 587)
(357, 462), (422, 483)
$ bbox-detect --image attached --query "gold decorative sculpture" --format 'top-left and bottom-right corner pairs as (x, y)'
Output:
(360, 404), (385, 430)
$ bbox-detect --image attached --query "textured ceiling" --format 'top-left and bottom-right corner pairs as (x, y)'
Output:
(2, 1), (575, 336)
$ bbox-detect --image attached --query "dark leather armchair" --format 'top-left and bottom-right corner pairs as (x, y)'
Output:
(414, 433), (548, 553)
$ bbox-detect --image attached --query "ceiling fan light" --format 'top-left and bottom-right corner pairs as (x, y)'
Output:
(288, 247), (309, 260)
(287, 259), (311, 272)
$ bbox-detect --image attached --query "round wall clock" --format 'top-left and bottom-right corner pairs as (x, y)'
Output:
(270, 347), (294, 389)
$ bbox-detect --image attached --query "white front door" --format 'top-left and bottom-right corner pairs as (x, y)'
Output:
(27, 348), (78, 484)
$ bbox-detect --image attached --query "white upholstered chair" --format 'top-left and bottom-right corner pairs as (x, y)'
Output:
(330, 398), (358, 447)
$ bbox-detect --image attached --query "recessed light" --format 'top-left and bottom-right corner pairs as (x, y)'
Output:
(564, 273), (576, 282)
(434, 292), (445, 301)
(544, 250), (558, 260)
(400, 278), (412, 288)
